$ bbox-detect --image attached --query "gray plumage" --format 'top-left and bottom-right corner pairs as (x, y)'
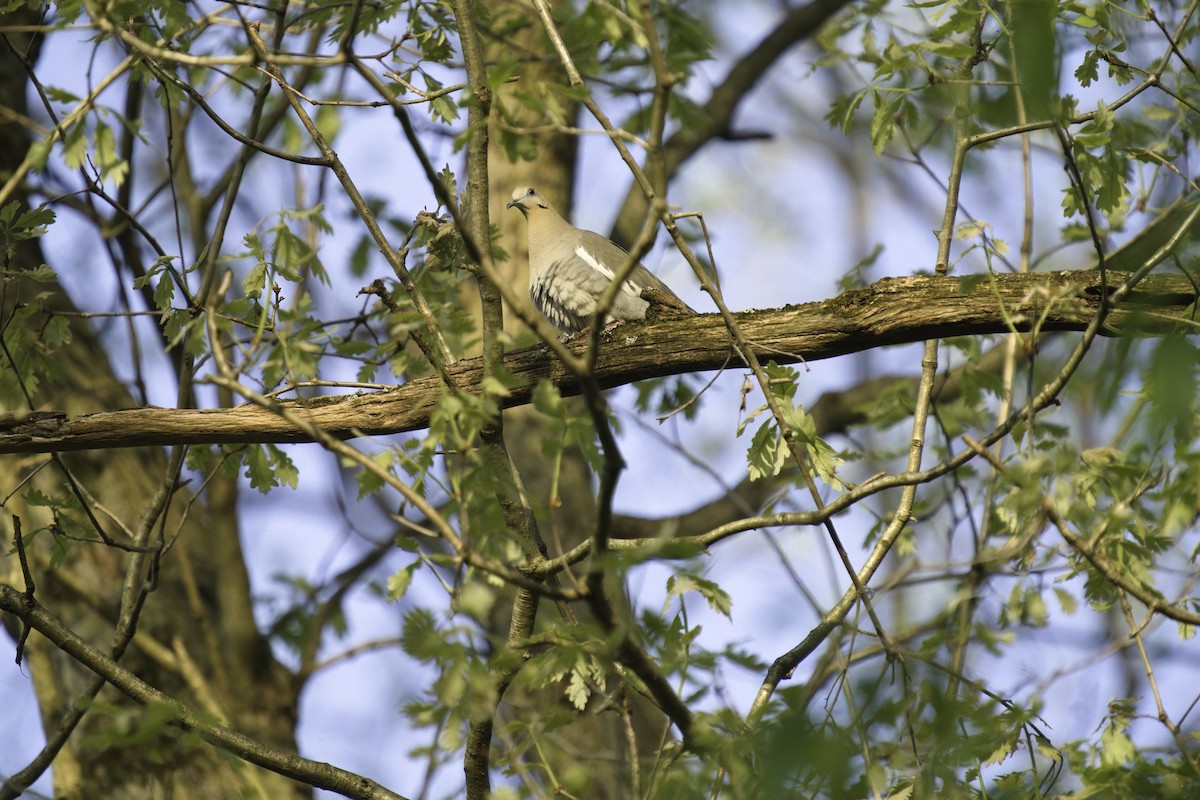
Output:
(507, 186), (693, 333)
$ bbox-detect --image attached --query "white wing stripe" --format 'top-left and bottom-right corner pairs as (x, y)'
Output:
(574, 245), (643, 296)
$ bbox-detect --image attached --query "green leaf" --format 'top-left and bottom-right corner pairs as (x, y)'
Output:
(435, 164), (458, 207)
(1145, 335), (1198, 442)
(43, 315), (72, 348)
(1100, 720), (1135, 767)
(62, 124), (88, 169)
(869, 94), (903, 155)
(153, 272), (175, 311)
(479, 375), (512, 398)
(93, 121), (128, 186)
(386, 562), (419, 602)
(12, 263), (59, 283)
(45, 86), (80, 103)
(242, 260), (268, 299)
(565, 666), (590, 711)
(1053, 586), (1078, 615)
(243, 443), (299, 493)
(745, 418), (787, 481)
(666, 574), (732, 619)
(1075, 49), (1100, 87)
(431, 94), (458, 125)
(486, 55), (519, 89)
(0, 202), (56, 243)
(1010, 0), (1057, 118)
(27, 138), (53, 172)
(315, 104), (341, 142)
(454, 582), (495, 619)
(401, 608), (445, 662)
(24, 487), (77, 509)
(532, 380), (602, 472)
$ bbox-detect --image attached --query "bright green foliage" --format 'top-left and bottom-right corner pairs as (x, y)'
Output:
(5, 0), (1200, 797)
(739, 362), (844, 485)
(1145, 334), (1199, 443)
(0, 206), (65, 407)
(1010, 0), (1058, 118)
(401, 607), (497, 738)
(633, 374), (702, 420)
(0, 202), (54, 251)
(241, 443), (300, 492)
(21, 486), (87, 564)
(665, 572), (731, 620)
(532, 379), (602, 473)
(79, 701), (194, 758)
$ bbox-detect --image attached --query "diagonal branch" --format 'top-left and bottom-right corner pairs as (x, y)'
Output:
(0, 584), (408, 800)
(612, 0), (854, 245)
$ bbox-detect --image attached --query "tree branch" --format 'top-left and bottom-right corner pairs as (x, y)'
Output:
(612, 0), (854, 245)
(2, 270), (1195, 455)
(0, 584), (408, 800)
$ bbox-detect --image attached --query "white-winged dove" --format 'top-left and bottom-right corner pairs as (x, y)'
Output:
(507, 186), (694, 334)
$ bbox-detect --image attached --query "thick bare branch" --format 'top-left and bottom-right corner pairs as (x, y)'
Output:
(1, 269), (1195, 455)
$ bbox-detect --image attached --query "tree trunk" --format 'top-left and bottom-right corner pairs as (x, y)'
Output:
(474, 5), (666, 797)
(0, 12), (302, 797)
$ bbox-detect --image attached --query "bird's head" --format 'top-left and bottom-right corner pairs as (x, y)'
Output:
(507, 186), (551, 216)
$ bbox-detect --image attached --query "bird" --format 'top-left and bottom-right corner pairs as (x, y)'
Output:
(507, 186), (694, 334)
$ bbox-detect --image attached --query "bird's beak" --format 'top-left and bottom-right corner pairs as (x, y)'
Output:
(506, 198), (520, 210)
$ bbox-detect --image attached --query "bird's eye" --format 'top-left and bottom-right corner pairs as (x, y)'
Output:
(527, 188), (535, 196)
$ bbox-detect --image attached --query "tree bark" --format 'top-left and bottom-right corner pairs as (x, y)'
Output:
(0, 10), (302, 798)
(4, 269), (1190, 455)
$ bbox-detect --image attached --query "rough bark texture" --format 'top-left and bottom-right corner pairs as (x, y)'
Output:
(3, 269), (1188, 455)
(472, 5), (664, 797)
(0, 11), (302, 799)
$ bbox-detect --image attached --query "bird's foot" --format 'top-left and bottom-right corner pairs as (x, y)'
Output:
(602, 319), (626, 334)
